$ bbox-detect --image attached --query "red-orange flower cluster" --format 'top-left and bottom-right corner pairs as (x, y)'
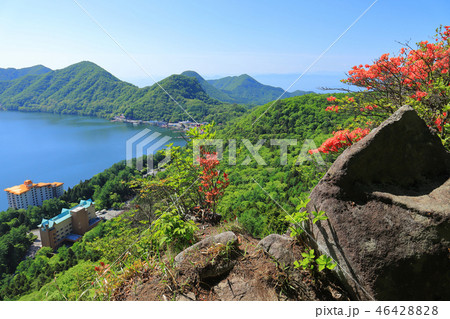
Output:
(309, 128), (370, 154)
(435, 112), (448, 132)
(364, 105), (378, 111)
(345, 26), (450, 106)
(321, 26), (449, 150)
(325, 96), (360, 113)
(198, 152), (229, 212)
(94, 261), (110, 274)
(325, 105), (339, 112)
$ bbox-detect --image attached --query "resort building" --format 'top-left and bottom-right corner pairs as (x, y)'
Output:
(39, 199), (101, 250)
(4, 180), (64, 210)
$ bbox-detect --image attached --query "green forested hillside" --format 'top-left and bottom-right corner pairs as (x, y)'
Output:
(0, 62), (247, 123)
(219, 93), (350, 140)
(0, 65), (51, 81)
(207, 74), (313, 106)
(181, 70), (236, 103)
(182, 71), (313, 106)
(214, 94), (351, 236)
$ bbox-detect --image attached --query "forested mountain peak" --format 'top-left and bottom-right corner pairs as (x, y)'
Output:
(180, 70), (205, 82)
(180, 71), (313, 106)
(155, 74), (208, 99)
(180, 70), (236, 104)
(53, 61), (124, 83)
(207, 73), (260, 91)
(0, 65), (52, 81)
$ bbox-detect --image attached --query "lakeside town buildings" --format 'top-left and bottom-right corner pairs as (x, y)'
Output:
(111, 114), (208, 131)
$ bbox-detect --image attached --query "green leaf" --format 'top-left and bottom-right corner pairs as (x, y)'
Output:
(327, 262), (337, 270)
(312, 210), (328, 224)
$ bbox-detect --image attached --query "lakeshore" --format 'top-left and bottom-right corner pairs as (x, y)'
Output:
(0, 111), (186, 210)
(110, 114), (208, 133)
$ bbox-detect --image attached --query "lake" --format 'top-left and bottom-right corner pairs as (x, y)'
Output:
(0, 111), (186, 211)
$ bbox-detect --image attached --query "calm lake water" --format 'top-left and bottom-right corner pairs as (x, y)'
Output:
(0, 111), (186, 211)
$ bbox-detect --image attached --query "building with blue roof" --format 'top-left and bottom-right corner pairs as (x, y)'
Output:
(39, 199), (101, 249)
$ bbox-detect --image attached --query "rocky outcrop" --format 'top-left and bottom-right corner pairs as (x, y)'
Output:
(307, 105), (450, 300)
(174, 231), (238, 280)
(257, 234), (295, 265)
(213, 276), (279, 301)
(114, 229), (351, 301)
(175, 231), (237, 264)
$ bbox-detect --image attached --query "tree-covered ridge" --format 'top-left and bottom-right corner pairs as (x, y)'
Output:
(182, 70), (313, 106)
(181, 71), (236, 104)
(219, 93), (352, 140)
(0, 65), (52, 81)
(0, 61), (247, 123)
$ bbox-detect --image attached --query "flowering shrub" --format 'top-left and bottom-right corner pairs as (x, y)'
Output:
(435, 112), (448, 132)
(198, 151), (230, 217)
(345, 26), (450, 110)
(321, 25), (450, 150)
(309, 128), (370, 154)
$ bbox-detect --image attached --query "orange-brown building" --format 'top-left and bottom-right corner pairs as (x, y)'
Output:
(4, 180), (64, 210)
(39, 199), (101, 250)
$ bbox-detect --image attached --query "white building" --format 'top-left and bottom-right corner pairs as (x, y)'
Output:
(4, 180), (64, 210)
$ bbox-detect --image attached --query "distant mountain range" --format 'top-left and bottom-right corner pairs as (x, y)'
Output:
(0, 65), (51, 81)
(0, 62), (313, 123)
(181, 70), (313, 105)
(0, 62), (248, 123)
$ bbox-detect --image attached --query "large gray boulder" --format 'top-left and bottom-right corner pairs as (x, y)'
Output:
(174, 231), (237, 264)
(257, 234), (294, 265)
(174, 231), (238, 280)
(307, 105), (450, 300)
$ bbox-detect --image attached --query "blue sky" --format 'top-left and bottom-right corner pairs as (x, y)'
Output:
(0, 0), (448, 91)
